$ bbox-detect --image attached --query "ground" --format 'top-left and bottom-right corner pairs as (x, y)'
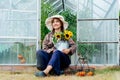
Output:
(0, 71), (120, 80)
(0, 66), (120, 80)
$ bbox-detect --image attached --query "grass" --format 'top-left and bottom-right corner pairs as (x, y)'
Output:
(0, 66), (120, 80)
(95, 66), (120, 74)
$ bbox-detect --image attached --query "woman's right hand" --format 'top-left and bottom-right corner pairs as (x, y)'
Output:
(46, 48), (54, 53)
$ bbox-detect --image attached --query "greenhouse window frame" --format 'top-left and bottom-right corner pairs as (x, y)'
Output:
(0, 0), (40, 65)
(77, 0), (119, 66)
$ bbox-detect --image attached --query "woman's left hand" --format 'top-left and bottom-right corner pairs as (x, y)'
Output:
(62, 49), (70, 54)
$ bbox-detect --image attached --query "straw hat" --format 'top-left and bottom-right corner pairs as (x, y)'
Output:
(45, 15), (68, 31)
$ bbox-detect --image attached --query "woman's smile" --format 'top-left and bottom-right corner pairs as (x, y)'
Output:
(52, 19), (61, 30)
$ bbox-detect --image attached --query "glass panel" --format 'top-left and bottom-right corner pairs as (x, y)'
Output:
(55, 5), (63, 12)
(11, 0), (37, 10)
(78, 0), (118, 19)
(48, 0), (59, 4)
(0, 11), (9, 20)
(65, 0), (77, 9)
(0, 38), (36, 42)
(77, 20), (118, 42)
(0, 39), (36, 64)
(10, 11), (37, 20)
(77, 43), (117, 64)
(52, 0), (61, 8)
(0, 0), (39, 65)
(0, 0), (10, 9)
(0, 21), (37, 37)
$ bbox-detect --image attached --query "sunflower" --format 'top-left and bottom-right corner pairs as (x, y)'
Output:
(64, 33), (70, 40)
(64, 30), (68, 34)
(63, 30), (73, 40)
(68, 31), (73, 37)
(53, 30), (73, 42)
(54, 32), (61, 39)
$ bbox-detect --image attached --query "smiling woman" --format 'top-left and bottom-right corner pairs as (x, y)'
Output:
(35, 15), (76, 77)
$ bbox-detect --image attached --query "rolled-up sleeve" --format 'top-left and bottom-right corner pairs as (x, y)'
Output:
(42, 32), (54, 53)
(42, 34), (49, 50)
(68, 38), (76, 55)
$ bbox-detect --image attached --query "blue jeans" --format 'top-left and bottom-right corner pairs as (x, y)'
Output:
(36, 50), (71, 75)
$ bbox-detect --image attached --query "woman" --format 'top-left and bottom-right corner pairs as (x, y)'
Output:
(35, 15), (76, 77)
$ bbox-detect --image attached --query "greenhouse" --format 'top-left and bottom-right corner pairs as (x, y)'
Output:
(0, 0), (39, 65)
(0, 0), (119, 66)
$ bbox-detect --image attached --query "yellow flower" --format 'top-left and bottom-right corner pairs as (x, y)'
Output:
(68, 31), (73, 37)
(54, 32), (61, 39)
(64, 33), (70, 40)
(54, 30), (73, 41)
(64, 30), (68, 34)
(64, 30), (73, 40)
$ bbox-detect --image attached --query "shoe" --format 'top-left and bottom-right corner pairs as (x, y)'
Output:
(35, 71), (47, 77)
(60, 70), (64, 74)
(49, 70), (64, 76)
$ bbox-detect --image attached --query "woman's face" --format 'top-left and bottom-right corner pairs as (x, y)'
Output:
(52, 18), (62, 30)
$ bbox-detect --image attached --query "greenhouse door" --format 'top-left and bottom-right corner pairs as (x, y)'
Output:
(0, 0), (40, 65)
(77, 0), (119, 65)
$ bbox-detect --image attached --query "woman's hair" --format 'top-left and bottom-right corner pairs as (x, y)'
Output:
(51, 18), (64, 33)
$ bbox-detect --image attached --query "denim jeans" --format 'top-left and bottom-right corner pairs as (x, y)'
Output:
(36, 50), (71, 75)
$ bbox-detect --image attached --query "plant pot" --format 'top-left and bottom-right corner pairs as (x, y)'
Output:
(55, 40), (69, 51)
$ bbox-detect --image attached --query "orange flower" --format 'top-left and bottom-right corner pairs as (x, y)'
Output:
(87, 71), (94, 76)
(76, 71), (86, 76)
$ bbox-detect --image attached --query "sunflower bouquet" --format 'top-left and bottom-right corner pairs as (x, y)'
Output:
(53, 30), (73, 51)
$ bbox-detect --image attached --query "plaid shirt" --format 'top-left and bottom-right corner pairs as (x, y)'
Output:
(42, 32), (76, 55)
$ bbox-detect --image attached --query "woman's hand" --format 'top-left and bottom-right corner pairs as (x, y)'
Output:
(62, 49), (70, 54)
(47, 48), (54, 53)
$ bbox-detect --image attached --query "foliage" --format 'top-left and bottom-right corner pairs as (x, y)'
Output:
(41, 0), (54, 42)
(0, 42), (36, 64)
(77, 43), (99, 62)
(95, 66), (120, 74)
(13, 42), (36, 64)
(60, 10), (77, 41)
(41, 0), (59, 48)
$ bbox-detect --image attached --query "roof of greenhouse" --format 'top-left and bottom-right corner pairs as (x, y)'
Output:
(44, 0), (118, 19)
(44, 0), (78, 15)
